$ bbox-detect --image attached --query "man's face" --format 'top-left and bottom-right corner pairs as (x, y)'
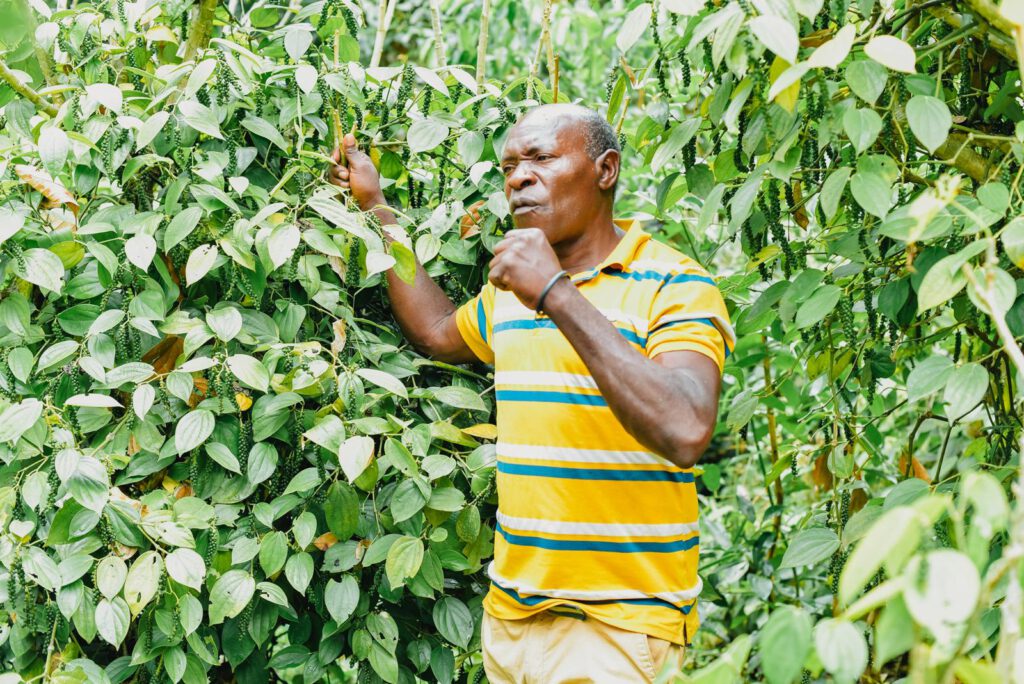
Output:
(500, 115), (600, 244)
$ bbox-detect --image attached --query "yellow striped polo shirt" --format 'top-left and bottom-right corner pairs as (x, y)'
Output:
(455, 219), (734, 646)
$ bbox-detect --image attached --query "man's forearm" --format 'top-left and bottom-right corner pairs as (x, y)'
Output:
(541, 280), (715, 467)
(365, 200), (460, 358)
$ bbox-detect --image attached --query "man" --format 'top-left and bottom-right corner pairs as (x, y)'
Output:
(329, 103), (734, 683)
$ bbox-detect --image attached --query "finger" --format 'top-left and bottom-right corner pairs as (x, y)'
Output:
(343, 133), (359, 158)
(331, 148), (341, 164)
(488, 261), (508, 289)
(492, 238), (513, 255)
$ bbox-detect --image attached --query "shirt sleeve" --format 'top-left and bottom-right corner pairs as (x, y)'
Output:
(455, 282), (496, 364)
(645, 268), (735, 372)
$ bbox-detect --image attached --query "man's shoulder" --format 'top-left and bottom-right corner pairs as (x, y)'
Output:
(629, 235), (714, 281)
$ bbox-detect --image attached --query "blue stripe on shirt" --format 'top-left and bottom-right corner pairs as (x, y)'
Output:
(493, 318), (645, 346)
(497, 461), (695, 483)
(649, 317), (733, 358)
(477, 296), (488, 345)
(495, 523), (699, 553)
(491, 581), (695, 614)
(605, 269), (716, 286)
(495, 390), (608, 407)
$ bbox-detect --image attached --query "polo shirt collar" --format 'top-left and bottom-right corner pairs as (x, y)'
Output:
(569, 219), (649, 285)
(600, 219), (649, 271)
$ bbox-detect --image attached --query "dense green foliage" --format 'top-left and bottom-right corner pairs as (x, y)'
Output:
(1, 0), (1024, 682)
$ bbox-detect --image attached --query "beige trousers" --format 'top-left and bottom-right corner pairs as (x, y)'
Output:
(481, 610), (685, 683)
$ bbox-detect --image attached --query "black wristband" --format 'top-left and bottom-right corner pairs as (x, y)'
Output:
(536, 270), (569, 313)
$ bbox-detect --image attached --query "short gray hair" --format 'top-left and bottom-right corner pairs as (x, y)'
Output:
(579, 109), (621, 160)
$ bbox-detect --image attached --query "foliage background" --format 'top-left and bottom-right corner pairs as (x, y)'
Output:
(1, 0), (1024, 682)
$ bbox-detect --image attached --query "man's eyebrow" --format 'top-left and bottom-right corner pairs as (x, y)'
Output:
(501, 144), (542, 163)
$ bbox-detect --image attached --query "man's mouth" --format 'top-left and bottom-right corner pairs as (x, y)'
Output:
(512, 203), (541, 214)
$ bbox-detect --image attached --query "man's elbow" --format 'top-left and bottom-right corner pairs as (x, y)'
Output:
(663, 424), (714, 470)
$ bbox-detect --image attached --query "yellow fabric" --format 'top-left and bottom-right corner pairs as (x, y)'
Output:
(455, 220), (734, 646)
(481, 610), (685, 683)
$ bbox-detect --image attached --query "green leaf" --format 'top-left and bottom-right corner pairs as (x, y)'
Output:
(185, 244), (219, 286)
(324, 575), (360, 624)
(205, 442), (241, 474)
(943, 363), (988, 418)
(207, 307), (243, 342)
(259, 530), (289, 577)
(916, 251), (969, 313)
(68, 455), (110, 513)
(616, 2), (652, 53)
(95, 597), (131, 646)
(780, 528), (840, 569)
(336, 435), (374, 483)
(165, 548), (206, 591)
(795, 285), (841, 329)
(903, 550), (979, 635)
(906, 96), (951, 153)
(433, 597), (473, 648)
(39, 127), (69, 175)
(760, 607), (812, 684)
(227, 354), (270, 392)
(285, 552), (314, 594)
(408, 119), (449, 154)
(906, 355), (954, 402)
(96, 556), (127, 599)
(814, 619), (868, 684)
(209, 570), (255, 624)
(136, 111), (170, 151)
(840, 507), (922, 604)
(864, 35), (916, 74)
(178, 100), (223, 139)
(431, 386), (486, 411)
(845, 60), (888, 104)
(843, 108), (882, 154)
(651, 119), (702, 173)
(0, 398), (44, 443)
(124, 551), (163, 616)
(874, 597), (915, 667)
(325, 481), (361, 540)
(242, 115), (290, 152)
(850, 169), (895, 219)
(175, 410), (216, 454)
(390, 479), (429, 523)
(820, 168), (852, 220)
(390, 241), (417, 285)
(748, 15), (798, 64)
(385, 535), (424, 588)
(163, 207), (204, 251)
(15, 247), (65, 292)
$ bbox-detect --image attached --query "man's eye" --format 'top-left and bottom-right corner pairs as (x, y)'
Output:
(502, 166), (514, 175)
(536, 154), (551, 161)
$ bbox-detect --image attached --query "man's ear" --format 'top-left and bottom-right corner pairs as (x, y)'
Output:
(595, 149), (620, 193)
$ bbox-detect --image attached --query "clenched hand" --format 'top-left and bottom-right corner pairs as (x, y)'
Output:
(328, 133), (384, 212)
(488, 229), (567, 310)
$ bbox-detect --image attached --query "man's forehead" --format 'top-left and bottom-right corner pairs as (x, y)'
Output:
(503, 118), (581, 158)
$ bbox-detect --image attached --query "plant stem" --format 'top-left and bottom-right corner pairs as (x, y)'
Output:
(527, 0), (553, 100)
(552, 55), (560, 102)
(183, 0), (218, 61)
(428, 0), (447, 69)
(762, 336), (784, 556)
(0, 60), (58, 117)
(475, 0), (492, 94)
(369, 0), (395, 69)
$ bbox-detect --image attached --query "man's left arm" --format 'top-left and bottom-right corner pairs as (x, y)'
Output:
(487, 229), (726, 469)
(542, 281), (722, 469)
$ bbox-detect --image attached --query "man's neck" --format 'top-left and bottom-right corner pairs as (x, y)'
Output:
(553, 217), (626, 275)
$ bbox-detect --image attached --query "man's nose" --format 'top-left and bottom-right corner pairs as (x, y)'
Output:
(507, 164), (536, 190)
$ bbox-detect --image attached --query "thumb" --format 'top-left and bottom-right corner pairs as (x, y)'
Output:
(343, 133), (359, 156)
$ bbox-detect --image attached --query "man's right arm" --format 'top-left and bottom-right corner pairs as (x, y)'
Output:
(329, 134), (478, 365)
